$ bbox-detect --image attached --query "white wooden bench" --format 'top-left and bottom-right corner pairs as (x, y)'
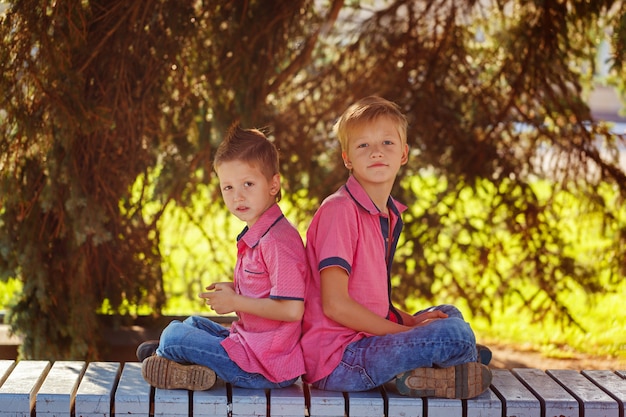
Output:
(0, 360), (624, 417)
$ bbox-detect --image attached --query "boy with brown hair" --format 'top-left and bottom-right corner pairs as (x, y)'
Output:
(138, 124), (307, 390)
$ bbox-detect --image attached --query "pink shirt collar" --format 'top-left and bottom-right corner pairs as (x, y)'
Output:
(343, 175), (407, 216)
(237, 203), (284, 248)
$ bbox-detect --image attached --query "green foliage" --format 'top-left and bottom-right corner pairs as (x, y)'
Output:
(447, 280), (626, 359)
(1, 0), (625, 359)
(0, 278), (22, 313)
(395, 175), (625, 328)
(0, 0), (203, 359)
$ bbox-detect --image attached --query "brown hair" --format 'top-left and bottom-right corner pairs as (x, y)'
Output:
(214, 124), (281, 201)
(334, 96), (408, 152)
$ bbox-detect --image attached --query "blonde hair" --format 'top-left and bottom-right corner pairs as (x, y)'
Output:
(333, 96), (408, 152)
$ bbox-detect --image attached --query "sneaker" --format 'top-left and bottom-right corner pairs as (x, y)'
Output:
(142, 355), (217, 391)
(395, 362), (492, 399)
(476, 344), (492, 365)
(136, 340), (160, 362)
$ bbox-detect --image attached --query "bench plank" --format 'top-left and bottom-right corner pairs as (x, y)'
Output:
(490, 369), (541, 417)
(581, 371), (626, 411)
(270, 380), (306, 417)
(466, 388), (502, 417)
(36, 361), (85, 417)
(513, 367), (578, 417)
(115, 362), (151, 417)
(616, 371), (626, 379)
(193, 380), (229, 417)
(0, 361), (16, 386)
(0, 360), (50, 417)
(307, 385), (345, 417)
(548, 369), (619, 417)
(425, 397), (462, 417)
(381, 383), (423, 417)
(345, 389), (384, 417)
(231, 386), (267, 417)
(154, 388), (189, 417)
(75, 362), (120, 417)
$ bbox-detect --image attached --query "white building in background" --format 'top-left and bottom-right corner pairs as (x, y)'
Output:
(589, 39), (625, 128)
(589, 86), (625, 127)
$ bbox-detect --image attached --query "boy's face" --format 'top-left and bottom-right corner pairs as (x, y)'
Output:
(216, 159), (280, 227)
(341, 116), (408, 187)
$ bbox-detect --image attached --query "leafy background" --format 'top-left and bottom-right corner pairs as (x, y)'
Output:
(0, 0), (625, 360)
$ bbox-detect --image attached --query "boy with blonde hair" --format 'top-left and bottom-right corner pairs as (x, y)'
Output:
(301, 96), (492, 398)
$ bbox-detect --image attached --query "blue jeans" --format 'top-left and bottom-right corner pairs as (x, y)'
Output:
(312, 305), (478, 391)
(156, 316), (298, 389)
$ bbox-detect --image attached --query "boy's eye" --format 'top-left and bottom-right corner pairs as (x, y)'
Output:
(222, 185), (232, 191)
(383, 140), (394, 145)
(357, 143), (368, 148)
(244, 181), (254, 187)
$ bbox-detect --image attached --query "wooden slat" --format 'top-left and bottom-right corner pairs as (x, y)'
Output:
(425, 397), (463, 417)
(490, 369), (541, 417)
(0, 360), (16, 386)
(75, 362), (120, 417)
(466, 388), (502, 417)
(231, 386), (267, 417)
(36, 361), (85, 417)
(154, 387), (189, 417)
(345, 389), (384, 417)
(307, 385), (345, 417)
(114, 362), (151, 417)
(514, 367), (578, 417)
(548, 369), (619, 417)
(617, 371), (626, 379)
(582, 371), (626, 414)
(381, 383), (423, 417)
(0, 360), (50, 417)
(270, 380), (306, 417)
(193, 380), (229, 417)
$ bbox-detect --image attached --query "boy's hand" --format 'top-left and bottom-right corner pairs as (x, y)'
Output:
(199, 282), (237, 314)
(407, 310), (448, 327)
(205, 282), (235, 291)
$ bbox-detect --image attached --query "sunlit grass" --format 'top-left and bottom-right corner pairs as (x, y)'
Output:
(403, 278), (626, 360)
(471, 282), (626, 359)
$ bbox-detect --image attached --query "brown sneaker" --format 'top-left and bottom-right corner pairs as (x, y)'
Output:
(395, 362), (492, 399)
(141, 355), (217, 391)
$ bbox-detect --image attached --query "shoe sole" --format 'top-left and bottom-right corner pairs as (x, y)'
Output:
(142, 355), (216, 391)
(396, 362), (492, 399)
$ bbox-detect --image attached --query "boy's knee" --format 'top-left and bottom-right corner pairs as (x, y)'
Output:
(447, 317), (476, 343)
(437, 304), (464, 319)
(159, 320), (185, 344)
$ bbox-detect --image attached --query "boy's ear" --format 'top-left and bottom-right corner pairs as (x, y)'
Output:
(269, 173), (281, 196)
(341, 151), (352, 169)
(401, 143), (409, 165)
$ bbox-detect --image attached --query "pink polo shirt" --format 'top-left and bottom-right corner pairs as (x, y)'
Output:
(221, 203), (307, 383)
(301, 176), (407, 384)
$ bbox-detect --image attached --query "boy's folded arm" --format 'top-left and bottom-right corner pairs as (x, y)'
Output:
(235, 296), (304, 322)
(320, 267), (410, 335)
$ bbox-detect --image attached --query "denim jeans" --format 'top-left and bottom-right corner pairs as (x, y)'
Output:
(156, 316), (298, 389)
(312, 304), (478, 392)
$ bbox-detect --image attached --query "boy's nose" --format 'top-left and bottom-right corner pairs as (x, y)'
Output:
(370, 144), (384, 156)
